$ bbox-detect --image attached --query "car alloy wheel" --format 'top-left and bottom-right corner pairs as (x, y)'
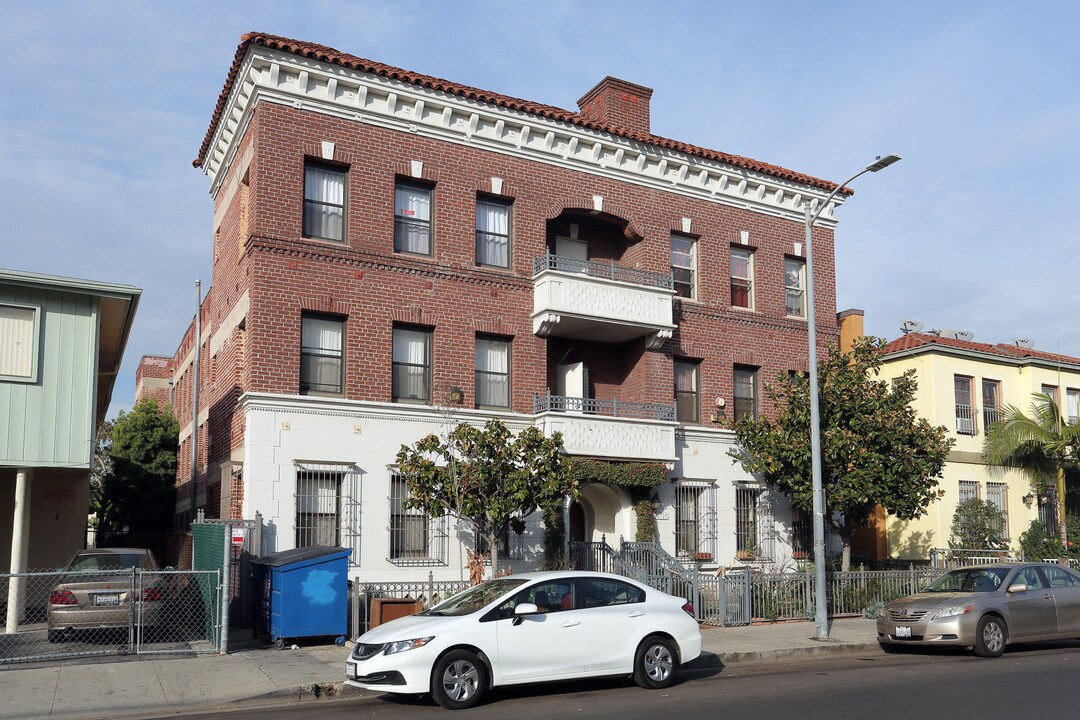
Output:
(634, 636), (678, 689)
(432, 649), (487, 710)
(974, 616), (1006, 658)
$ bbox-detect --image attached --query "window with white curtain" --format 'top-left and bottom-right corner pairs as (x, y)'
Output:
(476, 198), (510, 268)
(303, 162), (346, 242)
(392, 326), (431, 402)
(730, 247), (754, 309)
(671, 234), (696, 299)
(0, 304), (37, 380)
(300, 314), (344, 395)
(674, 360), (699, 423)
(784, 257), (806, 318)
(1067, 388), (1079, 425)
(394, 182), (432, 255)
(475, 335), (510, 408)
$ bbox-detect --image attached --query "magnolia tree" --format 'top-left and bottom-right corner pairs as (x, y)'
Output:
(396, 419), (576, 578)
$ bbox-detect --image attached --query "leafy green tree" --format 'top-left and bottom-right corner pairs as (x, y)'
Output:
(95, 398), (180, 542)
(983, 392), (1080, 552)
(729, 337), (954, 569)
(396, 419), (576, 578)
(949, 498), (1008, 550)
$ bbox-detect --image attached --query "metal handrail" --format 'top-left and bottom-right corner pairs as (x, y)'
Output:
(532, 252), (674, 290)
(533, 392), (675, 421)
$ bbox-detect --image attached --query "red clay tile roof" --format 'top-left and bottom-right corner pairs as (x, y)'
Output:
(883, 332), (1080, 366)
(194, 32), (853, 197)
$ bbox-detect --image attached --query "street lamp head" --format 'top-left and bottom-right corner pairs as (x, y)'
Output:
(866, 153), (902, 172)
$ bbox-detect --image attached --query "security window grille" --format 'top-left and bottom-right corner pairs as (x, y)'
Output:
(986, 482), (1008, 536)
(0, 304), (37, 379)
(982, 379), (1003, 428)
(1067, 389), (1079, 425)
(395, 182), (432, 255)
(730, 247), (753, 309)
(303, 162), (345, 242)
(784, 257), (806, 318)
(671, 234), (696, 299)
(958, 480), (980, 504)
(674, 360), (699, 423)
(300, 314), (344, 395)
(791, 507), (811, 557)
(393, 326), (432, 402)
(296, 469), (343, 547)
(476, 198), (510, 267)
(733, 365), (757, 420)
(954, 375), (975, 435)
(475, 335), (510, 408)
(1039, 492), (1059, 537)
(674, 481), (716, 558)
(475, 527), (524, 561)
(735, 485), (761, 558)
(390, 472), (448, 564)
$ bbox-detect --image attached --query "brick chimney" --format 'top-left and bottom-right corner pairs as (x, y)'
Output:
(577, 77), (653, 135)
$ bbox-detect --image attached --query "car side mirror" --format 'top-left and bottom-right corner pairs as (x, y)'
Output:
(515, 603), (539, 616)
(1007, 583), (1027, 594)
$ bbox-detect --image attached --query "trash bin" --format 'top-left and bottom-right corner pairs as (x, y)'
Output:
(252, 546), (352, 649)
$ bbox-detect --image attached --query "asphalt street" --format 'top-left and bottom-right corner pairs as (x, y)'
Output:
(150, 642), (1080, 720)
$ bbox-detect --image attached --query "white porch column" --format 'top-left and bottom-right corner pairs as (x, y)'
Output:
(6, 468), (31, 634)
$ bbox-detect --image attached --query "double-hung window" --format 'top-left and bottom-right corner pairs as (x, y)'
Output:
(475, 335), (510, 409)
(1041, 384), (1060, 408)
(986, 482), (1008, 537)
(0, 304), (38, 381)
(674, 360), (699, 423)
(300, 314), (344, 395)
(303, 161), (346, 242)
(954, 375), (975, 435)
(958, 480), (979, 504)
(295, 469), (342, 547)
(1067, 389), (1079, 425)
(671, 234), (696, 299)
(730, 248), (754, 309)
(675, 481), (715, 559)
(982, 379), (1002, 429)
(733, 365), (757, 420)
(784, 257), (806, 318)
(476, 198), (510, 268)
(395, 182), (432, 255)
(392, 326), (432, 402)
(735, 485), (762, 558)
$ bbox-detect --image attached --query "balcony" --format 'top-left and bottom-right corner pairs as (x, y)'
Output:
(532, 254), (676, 347)
(533, 392), (676, 462)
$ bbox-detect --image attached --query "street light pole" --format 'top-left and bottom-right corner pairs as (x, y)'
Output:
(806, 153), (900, 640)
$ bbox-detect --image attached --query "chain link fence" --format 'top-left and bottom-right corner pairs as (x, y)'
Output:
(1, 568), (222, 665)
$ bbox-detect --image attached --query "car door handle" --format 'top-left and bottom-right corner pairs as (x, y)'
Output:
(627, 610), (645, 618)
(1044, 593), (1054, 600)
(561, 620), (581, 628)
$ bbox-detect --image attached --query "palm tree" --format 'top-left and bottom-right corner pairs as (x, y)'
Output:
(983, 393), (1080, 552)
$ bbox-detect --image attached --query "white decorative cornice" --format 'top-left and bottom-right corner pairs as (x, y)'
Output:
(202, 47), (845, 226)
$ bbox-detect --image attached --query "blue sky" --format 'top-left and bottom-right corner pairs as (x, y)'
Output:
(3, 1), (1078, 417)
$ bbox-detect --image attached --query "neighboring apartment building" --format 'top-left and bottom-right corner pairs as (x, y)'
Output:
(141, 32), (859, 582)
(874, 331), (1080, 562)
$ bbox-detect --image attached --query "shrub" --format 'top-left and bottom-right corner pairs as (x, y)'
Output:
(949, 498), (1008, 550)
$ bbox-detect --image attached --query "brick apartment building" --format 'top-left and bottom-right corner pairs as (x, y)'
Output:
(139, 32), (856, 581)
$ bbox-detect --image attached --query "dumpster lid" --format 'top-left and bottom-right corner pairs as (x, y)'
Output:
(254, 545), (352, 567)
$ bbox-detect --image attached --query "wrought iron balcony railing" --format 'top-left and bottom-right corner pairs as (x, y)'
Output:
(533, 392), (675, 421)
(532, 253), (673, 290)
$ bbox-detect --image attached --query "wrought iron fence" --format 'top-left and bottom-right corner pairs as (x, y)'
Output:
(533, 392), (676, 421)
(0, 568), (222, 665)
(533, 253), (674, 289)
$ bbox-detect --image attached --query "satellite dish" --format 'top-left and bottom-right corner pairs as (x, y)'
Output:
(936, 329), (975, 341)
(900, 320), (924, 334)
(1013, 338), (1034, 348)
(955, 331), (975, 341)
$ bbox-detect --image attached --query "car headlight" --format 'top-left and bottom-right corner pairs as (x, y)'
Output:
(932, 604), (973, 619)
(384, 636), (435, 655)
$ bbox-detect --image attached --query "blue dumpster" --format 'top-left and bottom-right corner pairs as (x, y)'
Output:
(253, 546), (351, 649)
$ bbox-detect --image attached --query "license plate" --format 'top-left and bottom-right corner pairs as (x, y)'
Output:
(895, 625), (912, 638)
(345, 661), (357, 679)
(94, 593), (120, 606)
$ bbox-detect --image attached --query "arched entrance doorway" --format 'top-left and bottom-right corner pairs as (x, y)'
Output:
(568, 501), (586, 544)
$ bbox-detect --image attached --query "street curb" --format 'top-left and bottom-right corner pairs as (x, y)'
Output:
(715, 642), (883, 666)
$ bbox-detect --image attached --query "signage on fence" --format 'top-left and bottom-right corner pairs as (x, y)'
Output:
(231, 528), (246, 547)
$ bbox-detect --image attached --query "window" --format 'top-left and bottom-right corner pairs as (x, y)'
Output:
(986, 482), (1008, 537)
(730, 247), (754, 309)
(784, 257), (806, 318)
(475, 527), (523, 561)
(791, 507), (811, 558)
(671, 234), (696, 299)
(581, 578), (644, 608)
(303, 161), (345, 242)
(1041, 384), (1060, 407)
(674, 360), (699, 423)
(1067, 389), (1079, 425)
(476, 198), (510, 267)
(675, 481), (716, 559)
(300, 314), (344, 395)
(495, 579), (577, 618)
(0, 304), (38, 380)
(392, 326), (432, 402)
(735, 485), (761, 558)
(475, 335), (510, 409)
(1039, 492), (1059, 537)
(1044, 566), (1080, 588)
(295, 469), (342, 547)
(390, 471), (447, 563)
(982, 379), (1002, 429)
(954, 375), (975, 435)
(958, 480), (979, 503)
(394, 181), (432, 255)
(733, 365), (758, 420)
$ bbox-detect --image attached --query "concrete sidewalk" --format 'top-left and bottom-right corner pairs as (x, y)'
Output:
(0, 618), (879, 719)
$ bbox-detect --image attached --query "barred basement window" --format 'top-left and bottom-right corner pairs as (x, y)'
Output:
(295, 467), (343, 547)
(389, 471), (448, 565)
(958, 480), (979, 504)
(674, 481), (716, 559)
(735, 485), (764, 559)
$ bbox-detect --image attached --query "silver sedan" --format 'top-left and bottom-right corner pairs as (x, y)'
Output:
(877, 562), (1080, 657)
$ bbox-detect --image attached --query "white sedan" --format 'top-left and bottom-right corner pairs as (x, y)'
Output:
(344, 570), (702, 709)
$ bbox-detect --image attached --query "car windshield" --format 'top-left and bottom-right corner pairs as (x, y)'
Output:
(427, 578), (528, 616)
(923, 568), (1008, 593)
(68, 553), (146, 571)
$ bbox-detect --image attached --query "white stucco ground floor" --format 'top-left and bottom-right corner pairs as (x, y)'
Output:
(188, 393), (814, 583)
